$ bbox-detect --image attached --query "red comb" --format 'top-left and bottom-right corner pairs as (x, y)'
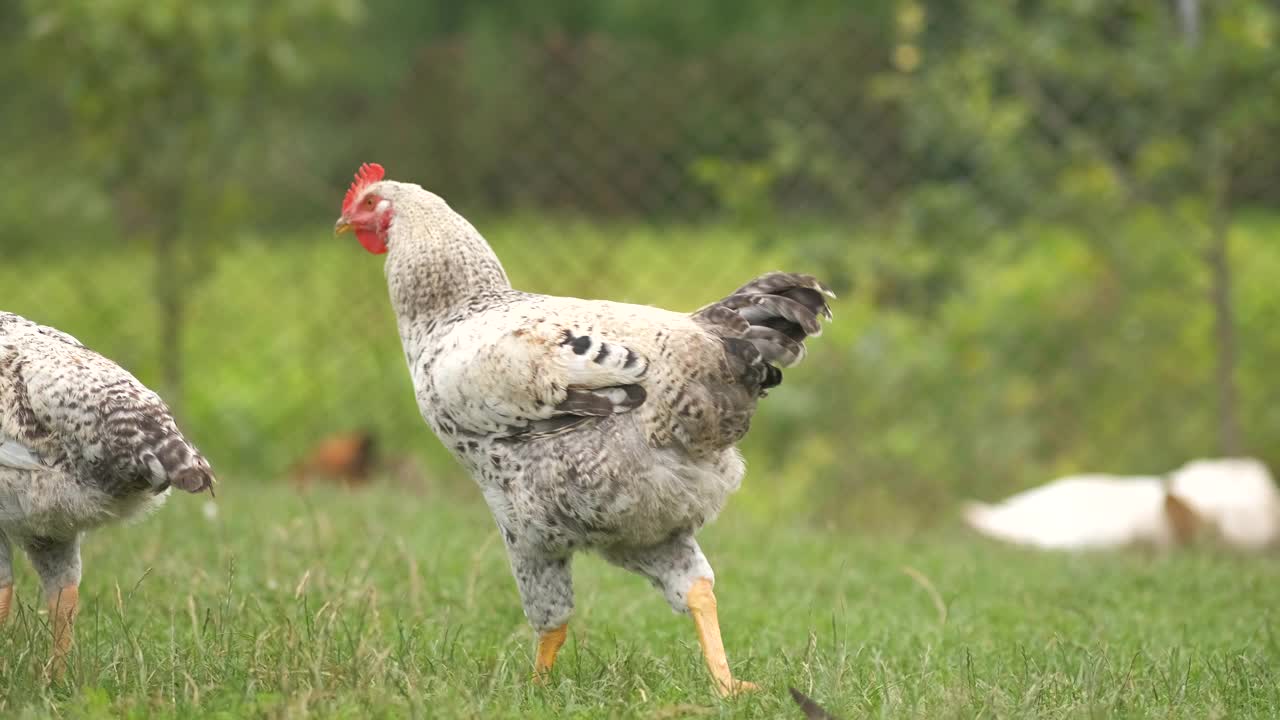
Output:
(342, 162), (386, 214)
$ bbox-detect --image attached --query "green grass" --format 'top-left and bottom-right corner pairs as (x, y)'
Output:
(1, 484), (1276, 718)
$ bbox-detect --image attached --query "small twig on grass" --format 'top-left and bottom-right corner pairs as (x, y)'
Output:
(465, 530), (500, 610)
(396, 538), (424, 615)
(650, 703), (716, 719)
(901, 565), (947, 627)
(294, 569), (312, 599)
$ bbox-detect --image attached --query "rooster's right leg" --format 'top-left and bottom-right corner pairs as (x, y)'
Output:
(508, 550), (575, 681)
(603, 533), (759, 697)
(0, 530), (12, 624)
(27, 534), (81, 679)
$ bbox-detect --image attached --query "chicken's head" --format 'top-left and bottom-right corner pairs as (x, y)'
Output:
(335, 162), (394, 254)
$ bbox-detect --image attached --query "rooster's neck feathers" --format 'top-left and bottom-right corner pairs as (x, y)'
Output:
(381, 184), (512, 329)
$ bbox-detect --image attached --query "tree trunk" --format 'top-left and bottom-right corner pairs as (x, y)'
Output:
(1180, 0), (1241, 455)
(1206, 134), (1240, 456)
(1177, 0), (1200, 44)
(154, 230), (185, 415)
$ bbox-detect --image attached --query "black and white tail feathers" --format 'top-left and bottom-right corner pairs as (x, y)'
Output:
(107, 405), (216, 495)
(142, 429), (216, 495)
(2, 310), (217, 496)
(693, 272), (834, 395)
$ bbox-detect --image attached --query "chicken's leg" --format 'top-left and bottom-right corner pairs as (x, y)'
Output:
(602, 534), (758, 697)
(507, 550), (575, 681)
(688, 577), (758, 696)
(533, 622), (568, 680)
(47, 585), (78, 675)
(27, 535), (82, 678)
(0, 531), (13, 624)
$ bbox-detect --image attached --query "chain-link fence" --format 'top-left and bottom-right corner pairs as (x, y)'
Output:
(4, 1), (1279, 524)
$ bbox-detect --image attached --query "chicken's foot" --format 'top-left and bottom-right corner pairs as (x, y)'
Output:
(688, 577), (758, 697)
(46, 585), (78, 680)
(532, 622), (568, 682)
(0, 532), (11, 625)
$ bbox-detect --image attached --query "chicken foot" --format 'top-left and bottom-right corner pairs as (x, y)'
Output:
(532, 622), (569, 681)
(601, 535), (757, 696)
(688, 577), (759, 697)
(47, 585), (78, 678)
(0, 532), (11, 624)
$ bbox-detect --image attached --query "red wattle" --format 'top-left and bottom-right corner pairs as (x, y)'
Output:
(356, 230), (388, 254)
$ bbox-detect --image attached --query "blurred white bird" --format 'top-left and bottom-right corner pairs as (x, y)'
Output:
(1166, 458), (1280, 550)
(962, 475), (1194, 551)
(964, 458), (1280, 552)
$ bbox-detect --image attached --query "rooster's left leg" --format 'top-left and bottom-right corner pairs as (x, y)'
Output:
(0, 530), (13, 624)
(603, 534), (759, 697)
(534, 622), (568, 678)
(507, 550), (575, 682)
(27, 534), (81, 679)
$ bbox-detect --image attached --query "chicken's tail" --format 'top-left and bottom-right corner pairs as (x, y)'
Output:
(961, 501), (1001, 536)
(961, 500), (1046, 546)
(148, 435), (217, 495)
(692, 272), (834, 392)
(127, 416), (217, 495)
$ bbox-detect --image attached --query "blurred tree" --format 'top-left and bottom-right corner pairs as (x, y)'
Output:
(4, 0), (1280, 509)
(877, 0), (1280, 457)
(18, 0), (362, 409)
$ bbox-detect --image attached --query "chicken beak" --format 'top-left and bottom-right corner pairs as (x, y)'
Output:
(334, 219), (353, 236)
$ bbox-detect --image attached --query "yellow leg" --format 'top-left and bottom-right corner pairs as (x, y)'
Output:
(0, 586), (12, 625)
(687, 578), (759, 697)
(47, 585), (78, 679)
(532, 622), (568, 682)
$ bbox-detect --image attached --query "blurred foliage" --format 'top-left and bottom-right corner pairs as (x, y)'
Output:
(8, 0), (362, 242)
(2, 0), (1280, 523)
(11, 0), (362, 401)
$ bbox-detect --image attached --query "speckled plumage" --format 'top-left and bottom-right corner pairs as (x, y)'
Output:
(0, 312), (213, 598)
(355, 180), (831, 634)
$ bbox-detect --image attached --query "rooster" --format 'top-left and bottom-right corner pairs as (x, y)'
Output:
(0, 312), (214, 674)
(335, 163), (832, 695)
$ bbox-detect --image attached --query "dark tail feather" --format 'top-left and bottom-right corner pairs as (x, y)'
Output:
(715, 293), (824, 336)
(148, 434), (216, 494)
(555, 385), (647, 416)
(721, 337), (781, 391)
(789, 687), (843, 720)
(693, 271), (834, 392)
(744, 326), (805, 367)
(171, 464), (216, 495)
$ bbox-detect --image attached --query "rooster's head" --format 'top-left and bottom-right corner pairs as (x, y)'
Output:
(335, 162), (393, 254)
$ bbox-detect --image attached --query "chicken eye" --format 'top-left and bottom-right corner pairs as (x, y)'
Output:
(364, 197), (376, 208)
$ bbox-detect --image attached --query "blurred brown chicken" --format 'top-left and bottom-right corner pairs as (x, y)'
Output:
(291, 429), (378, 488)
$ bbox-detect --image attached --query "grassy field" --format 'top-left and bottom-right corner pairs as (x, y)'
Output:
(0, 483), (1276, 719)
(5, 215), (1280, 717)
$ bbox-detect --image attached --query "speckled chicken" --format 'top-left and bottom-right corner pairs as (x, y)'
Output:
(0, 312), (214, 673)
(335, 163), (832, 695)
